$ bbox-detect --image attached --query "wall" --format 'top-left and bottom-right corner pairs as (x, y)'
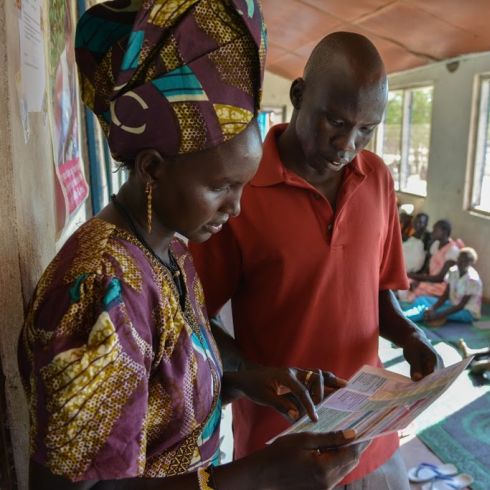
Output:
(0, 3), (89, 488)
(262, 70), (294, 121)
(391, 52), (490, 299)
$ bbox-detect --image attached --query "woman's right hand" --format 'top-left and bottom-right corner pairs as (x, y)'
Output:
(241, 430), (368, 490)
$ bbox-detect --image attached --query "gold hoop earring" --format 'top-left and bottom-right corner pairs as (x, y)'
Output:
(146, 182), (152, 234)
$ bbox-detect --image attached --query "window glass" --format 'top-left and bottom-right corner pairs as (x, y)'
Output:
(471, 78), (490, 213)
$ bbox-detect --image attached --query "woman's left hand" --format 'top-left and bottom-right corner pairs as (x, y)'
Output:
(423, 308), (437, 321)
(222, 366), (346, 422)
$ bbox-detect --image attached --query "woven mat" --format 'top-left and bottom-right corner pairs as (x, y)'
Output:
(418, 391), (490, 490)
(417, 316), (490, 349)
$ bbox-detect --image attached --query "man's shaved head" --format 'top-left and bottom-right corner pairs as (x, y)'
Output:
(303, 31), (386, 88)
(284, 31), (388, 176)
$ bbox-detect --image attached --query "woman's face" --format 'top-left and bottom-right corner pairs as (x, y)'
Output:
(153, 122), (262, 242)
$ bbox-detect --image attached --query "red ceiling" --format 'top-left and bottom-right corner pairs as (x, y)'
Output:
(262, 0), (490, 79)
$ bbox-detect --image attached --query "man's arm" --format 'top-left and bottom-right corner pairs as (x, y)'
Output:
(210, 314), (254, 372)
(378, 290), (443, 380)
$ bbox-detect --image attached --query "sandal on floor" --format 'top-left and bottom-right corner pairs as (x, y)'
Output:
(421, 473), (474, 490)
(408, 462), (458, 483)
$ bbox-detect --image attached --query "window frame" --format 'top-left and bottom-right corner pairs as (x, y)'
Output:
(374, 82), (434, 198)
(468, 73), (490, 217)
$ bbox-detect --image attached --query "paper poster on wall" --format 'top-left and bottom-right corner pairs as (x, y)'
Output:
(45, 0), (89, 230)
(18, 0), (46, 113)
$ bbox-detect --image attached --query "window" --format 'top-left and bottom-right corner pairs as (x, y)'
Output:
(376, 85), (433, 196)
(258, 106), (286, 140)
(471, 76), (490, 214)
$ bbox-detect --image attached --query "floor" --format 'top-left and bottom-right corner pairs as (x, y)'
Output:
(219, 334), (487, 489)
(380, 336), (483, 490)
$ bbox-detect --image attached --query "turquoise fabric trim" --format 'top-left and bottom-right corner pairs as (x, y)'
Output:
(103, 278), (122, 307)
(75, 14), (131, 54)
(121, 30), (145, 70)
(245, 0), (255, 17)
(69, 274), (88, 302)
(201, 398), (222, 441)
(152, 66), (205, 97)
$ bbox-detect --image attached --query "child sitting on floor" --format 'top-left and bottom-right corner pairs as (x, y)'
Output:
(403, 247), (482, 326)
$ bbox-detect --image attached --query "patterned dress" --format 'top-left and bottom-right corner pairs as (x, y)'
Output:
(18, 218), (222, 482)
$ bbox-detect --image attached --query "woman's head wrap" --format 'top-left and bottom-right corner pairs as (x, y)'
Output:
(75, 0), (266, 161)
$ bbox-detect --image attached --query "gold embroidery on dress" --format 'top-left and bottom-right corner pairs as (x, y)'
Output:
(107, 240), (143, 292)
(144, 428), (201, 477)
(147, 380), (173, 446)
(118, 302), (153, 359)
(33, 255), (61, 311)
(41, 312), (146, 480)
(65, 220), (115, 282)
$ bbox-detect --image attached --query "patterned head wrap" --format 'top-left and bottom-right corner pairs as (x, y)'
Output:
(75, 0), (266, 161)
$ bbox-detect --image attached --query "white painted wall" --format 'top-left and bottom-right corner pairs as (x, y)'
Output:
(262, 70), (294, 121)
(391, 52), (490, 299)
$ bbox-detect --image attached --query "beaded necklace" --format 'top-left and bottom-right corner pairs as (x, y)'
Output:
(111, 194), (186, 309)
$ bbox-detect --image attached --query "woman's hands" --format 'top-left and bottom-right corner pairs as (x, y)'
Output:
(234, 430), (368, 490)
(423, 307), (437, 321)
(222, 366), (346, 422)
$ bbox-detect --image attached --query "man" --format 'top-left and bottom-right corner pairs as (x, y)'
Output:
(190, 32), (441, 489)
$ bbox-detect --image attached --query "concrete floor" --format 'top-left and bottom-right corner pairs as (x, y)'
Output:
(380, 337), (479, 490)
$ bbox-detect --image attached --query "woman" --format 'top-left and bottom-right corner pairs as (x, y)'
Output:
(18, 1), (365, 489)
(402, 219), (461, 302)
(403, 247), (482, 326)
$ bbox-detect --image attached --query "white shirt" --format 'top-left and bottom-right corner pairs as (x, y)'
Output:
(402, 236), (426, 273)
(445, 265), (483, 319)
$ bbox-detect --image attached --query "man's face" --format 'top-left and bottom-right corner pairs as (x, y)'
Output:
(293, 73), (386, 174)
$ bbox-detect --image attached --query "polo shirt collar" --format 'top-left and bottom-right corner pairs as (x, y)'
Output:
(251, 123), (371, 188)
(251, 124), (288, 187)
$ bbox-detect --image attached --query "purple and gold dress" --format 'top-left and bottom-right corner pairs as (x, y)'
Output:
(18, 218), (222, 481)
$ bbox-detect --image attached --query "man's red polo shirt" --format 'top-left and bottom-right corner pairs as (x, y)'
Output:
(190, 124), (409, 483)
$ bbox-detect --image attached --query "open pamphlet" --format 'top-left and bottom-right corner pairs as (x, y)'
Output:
(268, 357), (473, 444)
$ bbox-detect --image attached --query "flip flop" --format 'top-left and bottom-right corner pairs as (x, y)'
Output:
(408, 462), (458, 483)
(421, 473), (474, 490)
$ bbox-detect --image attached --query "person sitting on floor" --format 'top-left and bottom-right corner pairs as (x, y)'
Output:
(399, 219), (461, 302)
(399, 210), (413, 242)
(402, 212), (431, 274)
(402, 247), (482, 326)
